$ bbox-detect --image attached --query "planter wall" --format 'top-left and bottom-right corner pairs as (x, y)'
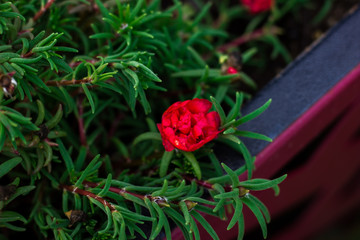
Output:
(171, 4), (360, 240)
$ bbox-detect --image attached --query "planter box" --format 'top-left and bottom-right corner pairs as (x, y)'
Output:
(171, 4), (360, 240)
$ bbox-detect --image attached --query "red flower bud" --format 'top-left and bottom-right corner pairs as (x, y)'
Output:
(157, 99), (221, 152)
(226, 66), (238, 74)
(241, 0), (273, 14)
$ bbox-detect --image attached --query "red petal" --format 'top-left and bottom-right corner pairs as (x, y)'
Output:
(164, 141), (175, 151)
(192, 113), (208, 129)
(241, 0), (272, 14)
(157, 123), (162, 131)
(178, 112), (191, 133)
(186, 98), (212, 113)
(157, 124), (175, 151)
(162, 116), (171, 127)
(192, 125), (203, 139)
(170, 110), (179, 128)
(164, 100), (190, 115)
(206, 111), (221, 129)
(185, 140), (206, 152)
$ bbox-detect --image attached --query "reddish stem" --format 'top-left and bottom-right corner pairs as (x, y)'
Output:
(22, 51), (34, 58)
(17, 29), (32, 36)
(62, 184), (115, 211)
(83, 181), (144, 200)
(182, 175), (236, 193)
(91, 0), (100, 12)
(44, 138), (58, 147)
(108, 113), (124, 140)
(182, 175), (215, 189)
(217, 26), (279, 52)
(45, 78), (92, 86)
(33, 0), (56, 22)
(83, 181), (169, 206)
(69, 59), (97, 68)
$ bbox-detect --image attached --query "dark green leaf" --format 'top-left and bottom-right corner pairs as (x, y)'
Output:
(0, 157), (22, 178)
(191, 2), (212, 27)
(227, 92), (244, 122)
(235, 130), (272, 142)
(242, 196), (267, 239)
(5, 185), (35, 206)
(242, 48), (258, 63)
(184, 197), (216, 206)
(190, 211), (219, 240)
(82, 84), (95, 114)
(74, 154), (101, 187)
(163, 208), (191, 240)
(183, 152), (201, 180)
(227, 197), (243, 230)
(221, 163), (240, 187)
(0, 211), (27, 223)
(0, 123), (5, 151)
(238, 175), (287, 191)
(56, 139), (75, 176)
(98, 173), (112, 197)
(234, 99), (272, 127)
(214, 189), (239, 199)
(248, 194), (270, 223)
(207, 152), (223, 177)
(220, 135), (241, 145)
(179, 201), (191, 226)
(159, 151), (174, 177)
(34, 100), (45, 126)
(45, 104), (63, 129)
(237, 213), (245, 240)
(144, 197), (158, 239)
(133, 132), (162, 146)
(98, 206), (113, 234)
(172, 69), (220, 78)
(138, 85), (151, 114)
(210, 96), (226, 126)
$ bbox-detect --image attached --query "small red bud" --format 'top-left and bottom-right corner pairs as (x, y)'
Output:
(7, 71), (16, 77)
(226, 67), (238, 74)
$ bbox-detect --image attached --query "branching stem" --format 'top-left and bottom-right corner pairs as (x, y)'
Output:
(61, 184), (115, 211)
(182, 174), (215, 189)
(22, 51), (34, 58)
(83, 181), (169, 206)
(83, 181), (143, 199)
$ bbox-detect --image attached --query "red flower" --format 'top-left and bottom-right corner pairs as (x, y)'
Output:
(226, 66), (238, 74)
(241, 0), (273, 14)
(157, 99), (221, 152)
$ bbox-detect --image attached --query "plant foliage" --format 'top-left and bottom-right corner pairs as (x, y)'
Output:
(0, 0), (320, 239)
